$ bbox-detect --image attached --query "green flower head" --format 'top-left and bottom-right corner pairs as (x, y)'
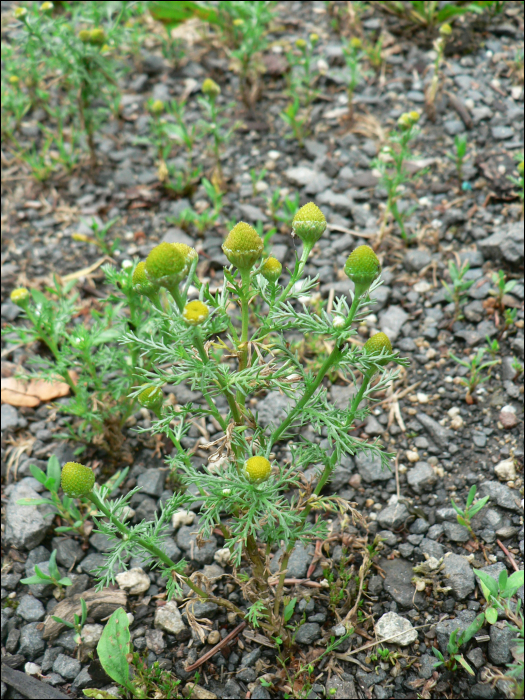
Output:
(89, 28), (105, 45)
(138, 385), (164, 411)
(183, 300), (209, 325)
(363, 332), (392, 366)
(10, 287), (30, 307)
(61, 462), (95, 497)
(222, 222), (263, 271)
(150, 99), (164, 115)
(440, 23), (452, 36)
(146, 243), (188, 287)
(202, 78), (221, 99)
(292, 202), (327, 246)
(244, 456), (271, 482)
(261, 257), (282, 283)
(344, 245), (381, 297)
(132, 261), (158, 298)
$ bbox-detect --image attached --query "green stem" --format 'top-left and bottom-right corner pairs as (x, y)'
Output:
(276, 242), (313, 307)
(168, 284), (184, 312)
(237, 269), (251, 406)
(87, 490), (242, 616)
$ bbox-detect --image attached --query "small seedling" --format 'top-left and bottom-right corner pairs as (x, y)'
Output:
(490, 270), (517, 311)
(442, 259), (475, 325)
(342, 37), (365, 120)
(432, 613), (485, 675)
(377, 1), (492, 29)
(364, 35), (384, 72)
(450, 484), (489, 539)
(475, 568), (525, 626)
(52, 598), (88, 657)
(446, 134), (468, 183)
(287, 33), (322, 109)
(425, 23), (451, 121)
(250, 167), (268, 196)
(507, 152), (524, 209)
(511, 357), (523, 380)
(449, 349), (499, 402)
(485, 336), (500, 361)
(72, 216), (120, 256)
(21, 549), (72, 589)
(323, 547), (353, 611)
(280, 97), (308, 146)
(170, 177), (223, 234)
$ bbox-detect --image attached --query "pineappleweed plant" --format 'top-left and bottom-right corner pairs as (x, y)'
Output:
(59, 202), (407, 653)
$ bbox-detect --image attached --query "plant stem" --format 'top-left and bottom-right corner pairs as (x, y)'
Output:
(168, 284), (184, 312)
(237, 269), (251, 406)
(276, 242), (314, 307)
(87, 490), (243, 616)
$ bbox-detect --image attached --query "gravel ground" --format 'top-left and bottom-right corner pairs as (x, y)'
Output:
(1, 2), (524, 699)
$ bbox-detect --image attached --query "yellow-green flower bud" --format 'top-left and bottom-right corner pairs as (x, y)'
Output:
(408, 111), (420, 123)
(183, 300), (209, 325)
(9, 75), (19, 85)
(233, 18), (244, 27)
(397, 113), (412, 130)
(344, 245), (380, 297)
(222, 222), (263, 271)
(41, 2), (54, 11)
(310, 33), (319, 44)
(292, 202), (326, 246)
(172, 242), (198, 270)
(261, 257), (282, 283)
(518, 161), (524, 175)
(72, 232), (91, 242)
(61, 462), (95, 497)
(78, 29), (92, 43)
(363, 332), (392, 366)
(150, 99), (164, 115)
(10, 287), (30, 307)
(89, 27), (105, 45)
(202, 78), (221, 99)
(244, 456), (271, 482)
(439, 23), (452, 36)
(349, 37), (362, 50)
(132, 261), (158, 297)
(296, 38), (307, 49)
(14, 7), (27, 18)
(146, 243), (188, 287)
(137, 385), (164, 411)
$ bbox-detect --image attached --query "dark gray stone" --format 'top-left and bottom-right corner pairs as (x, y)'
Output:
(416, 413), (452, 449)
(407, 462), (437, 494)
(427, 524), (443, 540)
(237, 668), (257, 683)
(489, 621), (519, 665)
(443, 521), (470, 543)
(467, 646), (485, 669)
(295, 623), (321, 644)
(53, 537), (84, 569)
(326, 676), (357, 699)
(478, 222), (524, 267)
(145, 629), (165, 654)
(1, 404), (19, 430)
(53, 653), (81, 680)
(5, 481), (53, 550)
(176, 527), (217, 565)
(418, 538), (445, 559)
(241, 648), (261, 667)
(410, 518), (430, 535)
(17, 595), (45, 622)
(78, 553), (107, 576)
(41, 647), (62, 673)
(270, 543), (313, 579)
(18, 622), (45, 660)
(377, 501), (409, 530)
(478, 481), (521, 512)
(379, 305), (409, 342)
(256, 391), (295, 430)
(381, 558), (424, 609)
(405, 250), (431, 272)
(5, 628), (20, 654)
(137, 469), (166, 497)
(443, 553), (475, 599)
(71, 667), (94, 691)
(368, 575), (383, 595)
(418, 654), (436, 679)
(355, 451), (390, 483)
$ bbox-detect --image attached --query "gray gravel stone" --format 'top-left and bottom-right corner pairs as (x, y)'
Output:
(5, 481), (52, 551)
(489, 621), (519, 664)
(381, 558), (424, 609)
(418, 538), (445, 559)
(467, 647), (485, 669)
(443, 521), (470, 542)
(270, 543), (313, 578)
(443, 553), (475, 599)
(136, 469), (166, 497)
(410, 518), (430, 535)
(41, 647), (62, 673)
(379, 305), (409, 342)
(376, 611), (418, 646)
(162, 227), (194, 246)
(145, 629), (165, 654)
(176, 526), (217, 565)
(53, 537), (84, 569)
(355, 451), (390, 482)
(478, 222), (524, 267)
(53, 653), (81, 680)
(78, 553), (107, 575)
(326, 676), (357, 699)
(295, 623), (321, 644)
(478, 481), (521, 511)
(427, 524), (444, 540)
(404, 250), (431, 272)
(377, 501), (409, 530)
(407, 462), (437, 494)
(18, 622), (45, 660)
(416, 413), (452, 449)
(1, 404), (19, 430)
(71, 667), (93, 692)
(257, 391), (295, 430)
(17, 595), (46, 622)
(491, 126), (514, 140)
(418, 654), (436, 679)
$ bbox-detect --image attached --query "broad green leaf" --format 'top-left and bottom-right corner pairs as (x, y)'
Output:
(54, 526), (75, 533)
(284, 597), (297, 623)
(485, 607), (498, 625)
(432, 646), (444, 660)
(97, 608), (133, 691)
(16, 498), (51, 507)
(80, 598), (88, 625)
(29, 464), (47, 485)
(34, 564), (52, 582)
(48, 551), (60, 580)
(47, 454), (61, 487)
(83, 690), (119, 699)
(468, 496), (489, 516)
(58, 577), (72, 586)
(52, 616), (75, 629)
(44, 476), (58, 492)
(450, 499), (463, 516)
(447, 629), (459, 654)
(148, 0), (219, 30)
(466, 485), (477, 508)
(474, 569), (499, 599)
(20, 574), (47, 585)
(460, 613), (485, 646)
(457, 515), (467, 527)
(504, 570), (525, 598)
(498, 569), (508, 592)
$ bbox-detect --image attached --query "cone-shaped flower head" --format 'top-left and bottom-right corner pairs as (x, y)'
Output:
(150, 99), (164, 115)
(89, 28), (105, 45)
(349, 37), (362, 50)
(61, 462), (95, 497)
(183, 300), (209, 326)
(296, 38), (307, 49)
(10, 287), (30, 307)
(440, 23), (452, 36)
(202, 78), (221, 99)
(138, 385), (164, 411)
(78, 29), (92, 42)
(261, 257), (282, 283)
(132, 262), (158, 297)
(244, 456), (271, 482)
(14, 7), (27, 18)
(363, 332), (392, 366)
(41, 2), (54, 10)
(146, 243), (188, 287)
(172, 243), (198, 270)
(292, 202), (326, 246)
(222, 222), (263, 271)
(344, 245), (380, 297)
(310, 33), (319, 44)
